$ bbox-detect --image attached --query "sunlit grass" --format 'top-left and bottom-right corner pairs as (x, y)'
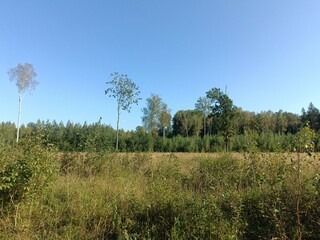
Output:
(1, 152), (320, 239)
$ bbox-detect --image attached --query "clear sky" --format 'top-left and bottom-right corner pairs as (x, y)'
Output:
(1, 0), (320, 130)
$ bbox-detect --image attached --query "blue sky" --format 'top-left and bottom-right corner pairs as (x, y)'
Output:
(1, 0), (320, 130)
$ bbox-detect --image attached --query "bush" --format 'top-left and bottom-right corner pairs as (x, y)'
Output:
(0, 135), (58, 207)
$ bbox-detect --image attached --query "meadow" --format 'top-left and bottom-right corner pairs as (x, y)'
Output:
(1, 139), (320, 240)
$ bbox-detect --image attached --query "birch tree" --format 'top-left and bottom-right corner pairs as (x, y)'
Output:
(8, 63), (38, 142)
(159, 103), (171, 138)
(142, 94), (162, 133)
(105, 72), (141, 151)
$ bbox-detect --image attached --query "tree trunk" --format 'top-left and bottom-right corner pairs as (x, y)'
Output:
(203, 115), (207, 137)
(116, 103), (120, 151)
(203, 115), (206, 137)
(16, 94), (22, 143)
(225, 134), (229, 153)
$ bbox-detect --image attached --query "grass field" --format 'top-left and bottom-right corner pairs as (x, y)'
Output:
(1, 151), (320, 239)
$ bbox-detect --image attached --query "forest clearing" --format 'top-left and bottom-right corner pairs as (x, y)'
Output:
(2, 67), (319, 239)
(2, 1), (320, 239)
(2, 63), (320, 239)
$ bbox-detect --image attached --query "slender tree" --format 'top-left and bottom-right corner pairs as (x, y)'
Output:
(142, 94), (171, 138)
(159, 103), (171, 138)
(142, 94), (162, 133)
(195, 96), (212, 136)
(8, 63), (38, 142)
(105, 72), (141, 151)
(182, 110), (192, 138)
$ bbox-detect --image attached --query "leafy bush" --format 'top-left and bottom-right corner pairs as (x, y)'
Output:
(0, 135), (58, 207)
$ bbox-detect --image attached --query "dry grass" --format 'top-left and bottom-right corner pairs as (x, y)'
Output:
(2, 151), (320, 239)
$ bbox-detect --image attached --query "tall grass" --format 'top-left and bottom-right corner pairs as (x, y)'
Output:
(1, 148), (320, 239)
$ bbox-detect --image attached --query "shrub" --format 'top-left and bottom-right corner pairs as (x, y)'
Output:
(0, 135), (58, 207)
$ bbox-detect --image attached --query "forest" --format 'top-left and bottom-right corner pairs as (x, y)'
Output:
(0, 100), (319, 153)
(3, 66), (319, 153)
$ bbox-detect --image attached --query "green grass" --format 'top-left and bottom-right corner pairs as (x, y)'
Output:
(1, 150), (320, 239)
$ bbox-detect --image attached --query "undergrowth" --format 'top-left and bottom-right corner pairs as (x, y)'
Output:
(1, 145), (320, 239)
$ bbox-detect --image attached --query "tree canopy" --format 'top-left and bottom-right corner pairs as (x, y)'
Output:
(8, 63), (38, 142)
(141, 94), (171, 138)
(206, 88), (238, 152)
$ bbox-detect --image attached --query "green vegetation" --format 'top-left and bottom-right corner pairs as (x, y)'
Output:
(142, 94), (171, 138)
(4, 66), (320, 154)
(1, 135), (320, 239)
(206, 88), (238, 152)
(2, 91), (320, 153)
(0, 110), (318, 153)
(3, 68), (320, 238)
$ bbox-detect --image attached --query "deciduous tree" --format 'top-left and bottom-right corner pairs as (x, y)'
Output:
(275, 110), (288, 135)
(105, 72), (141, 150)
(142, 94), (162, 133)
(142, 94), (171, 138)
(172, 110), (202, 137)
(206, 88), (237, 152)
(195, 96), (212, 136)
(8, 63), (38, 142)
(159, 103), (171, 138)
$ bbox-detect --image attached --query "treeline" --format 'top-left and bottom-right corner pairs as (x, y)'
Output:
(1, 102), (319, 152)
(5, 65), (320, 152)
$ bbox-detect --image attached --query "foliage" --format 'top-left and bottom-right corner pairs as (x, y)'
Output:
(159, 101), (171, 138)
(0, 133), (57, 207)
(8, 63), (38, 96)
(195, 96), (212, 136)
(301, 103), (320, 132)
(206, 88), (238, 152)
(0, 122), (16, 145)
(105, 72), (141, 113)
(172, 110), (203, 137)
(142, 94), (162, 133)
(8, 63), (38, 142)
(294, 125), (316, 154)
(2, 120), (316, 153)
(1, 98), (320, 153)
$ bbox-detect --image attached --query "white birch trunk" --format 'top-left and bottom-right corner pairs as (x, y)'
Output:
(16, 94), (22, 143)
(116, 103), (120, 151)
